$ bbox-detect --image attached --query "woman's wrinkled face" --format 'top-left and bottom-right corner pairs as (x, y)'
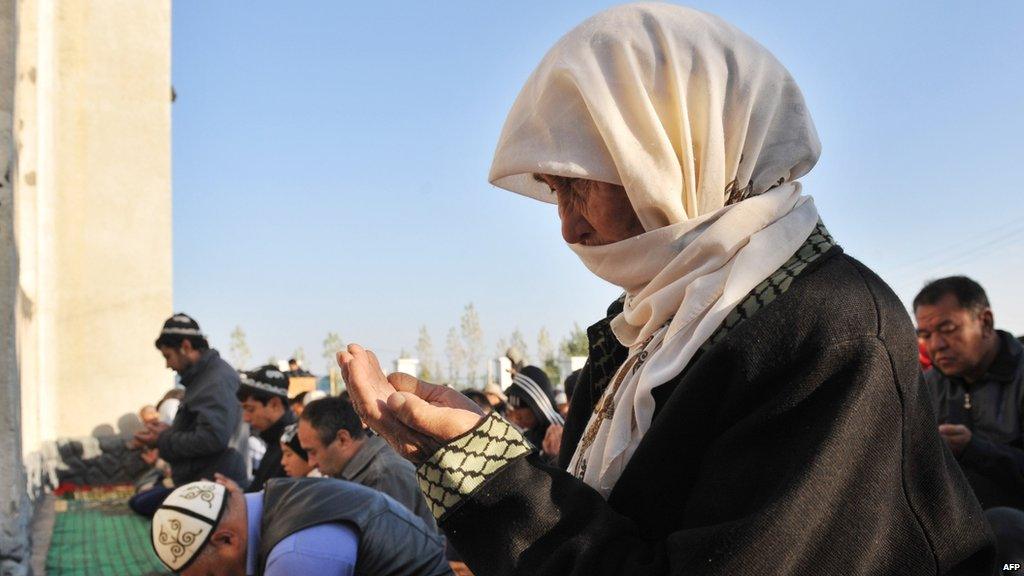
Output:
(535, 174), (645, 246)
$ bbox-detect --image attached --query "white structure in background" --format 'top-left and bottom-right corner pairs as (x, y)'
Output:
(488, 357), (513, 390)
(394, 357), (420, 378)
(559, 356), (589, 383)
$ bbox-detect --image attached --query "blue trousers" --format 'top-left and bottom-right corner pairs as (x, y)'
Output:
(128, 485), (173, 518)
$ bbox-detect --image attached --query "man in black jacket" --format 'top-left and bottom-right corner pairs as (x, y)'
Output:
(916, 276), (1024, 562)
(131, 313), (248, 516)
(238, 364), (296, 492)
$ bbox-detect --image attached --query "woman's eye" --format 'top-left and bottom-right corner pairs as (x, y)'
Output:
(571, 193), (586, 210)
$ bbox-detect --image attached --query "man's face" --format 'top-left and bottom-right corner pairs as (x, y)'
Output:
(507, 406), (538, 431)
(240, 397), (282, 433)
(915, 293), (994, 378)
(537, 174), (646, 246)
(159, 345), (191, 374)
(297, 419), (349, 477)
(182, 547), (246, 576)
(140, 407), (160, 426)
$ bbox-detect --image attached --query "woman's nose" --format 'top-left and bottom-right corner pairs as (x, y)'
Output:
(559, 206), (591, 244)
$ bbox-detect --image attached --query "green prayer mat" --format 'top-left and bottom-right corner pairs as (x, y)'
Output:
(46, 489), (170, 576)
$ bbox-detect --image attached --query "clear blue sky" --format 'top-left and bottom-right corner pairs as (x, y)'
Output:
(172, 1), (1024, 379)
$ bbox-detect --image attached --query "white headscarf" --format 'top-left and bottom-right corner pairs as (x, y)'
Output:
(489, 3), (821, 497)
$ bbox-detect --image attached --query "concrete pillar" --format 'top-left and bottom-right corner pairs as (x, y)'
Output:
(15, 0), (173, 451)
(1, 1), (31, 573)
(0, 0), (173, 569)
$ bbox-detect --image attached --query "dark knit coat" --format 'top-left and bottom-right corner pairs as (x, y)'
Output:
(247, 409), (296, 493)
(441, 249), (995, 575)
(157, 349), (247, 486)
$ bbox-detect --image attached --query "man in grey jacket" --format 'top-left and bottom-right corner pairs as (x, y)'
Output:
(131, 313), (248, 516)
(296, 396), (437, 532)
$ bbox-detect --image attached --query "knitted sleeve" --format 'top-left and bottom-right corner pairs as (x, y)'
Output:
(417, 412), (532, 520)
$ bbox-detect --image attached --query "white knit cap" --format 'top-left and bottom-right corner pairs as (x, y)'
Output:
(151, 481), (227, 572)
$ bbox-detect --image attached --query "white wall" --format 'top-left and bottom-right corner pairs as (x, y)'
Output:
(15, 0), (174, 448)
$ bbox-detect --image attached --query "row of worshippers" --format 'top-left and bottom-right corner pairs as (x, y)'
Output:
(133, 313), (451, 575)
(132, 281), (1024, 576)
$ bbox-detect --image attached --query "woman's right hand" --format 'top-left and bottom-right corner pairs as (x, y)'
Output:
(338, 344), (486, 463)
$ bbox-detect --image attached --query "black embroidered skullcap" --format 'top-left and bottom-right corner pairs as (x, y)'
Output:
(158, 313), (205, 338)
(280, 423), (308, 461)
(239, 364), (290, 399)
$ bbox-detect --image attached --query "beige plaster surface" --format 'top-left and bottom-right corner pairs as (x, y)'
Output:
(15, 0), (174, 445)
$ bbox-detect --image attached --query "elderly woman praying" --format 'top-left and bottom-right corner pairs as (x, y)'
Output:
(339, 4), (994, 575)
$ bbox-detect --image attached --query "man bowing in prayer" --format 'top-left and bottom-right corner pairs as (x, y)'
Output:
(151, 476), (449, 576)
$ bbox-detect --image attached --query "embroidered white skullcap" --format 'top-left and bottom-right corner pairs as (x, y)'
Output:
(305, 390), (328, 402)
(151, 481), (227, 572)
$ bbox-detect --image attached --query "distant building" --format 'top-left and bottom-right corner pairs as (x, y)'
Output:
(394, 357), (421, 378)
(489, 357), (514, 390)
(559, 356), (588, 382)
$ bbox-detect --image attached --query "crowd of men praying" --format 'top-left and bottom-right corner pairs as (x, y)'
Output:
(128, 272), (1024, 576)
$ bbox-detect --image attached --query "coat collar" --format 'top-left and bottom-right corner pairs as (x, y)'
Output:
(583, 296), (629, 397)
(984, 331), (1023, 383)
(259, 409), (296, 447)
(180, 349), (219, 387)
(339, 434), (388, 480)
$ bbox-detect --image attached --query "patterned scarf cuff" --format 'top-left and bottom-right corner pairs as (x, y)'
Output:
(417, 412), (532, 520)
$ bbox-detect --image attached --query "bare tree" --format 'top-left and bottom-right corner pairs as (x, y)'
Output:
(461, 303), (484, 388)
(494, 336), (509, 359)
(445, 326), (465, 387)
(322, 332), (343, 374)
(537, 327), (560, 384)
(509, 328), (530, 366)
(537, 327), (554, 362)
(229, 326), (250, 370)
(416, 325), (436, 381)
(560, 322), (589, 357)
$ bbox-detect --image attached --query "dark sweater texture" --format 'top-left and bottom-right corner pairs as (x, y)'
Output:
(441, 249), (995, 575)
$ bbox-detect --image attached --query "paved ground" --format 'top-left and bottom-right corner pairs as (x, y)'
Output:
(37, 486), (169, 576)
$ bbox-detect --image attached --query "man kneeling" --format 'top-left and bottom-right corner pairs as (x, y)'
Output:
(151, 475), (450, 576)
